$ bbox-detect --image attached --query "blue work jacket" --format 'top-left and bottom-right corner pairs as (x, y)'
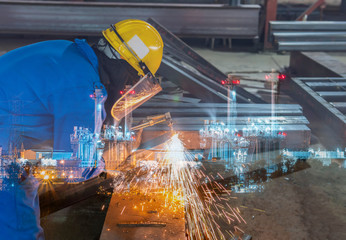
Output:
(0, 39), (107, 153)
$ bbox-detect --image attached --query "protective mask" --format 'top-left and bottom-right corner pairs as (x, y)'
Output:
(93, 44), (139, 124)
(111, 73), (162, 125)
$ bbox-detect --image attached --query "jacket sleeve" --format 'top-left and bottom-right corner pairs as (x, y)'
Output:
(0, 166), (44, 240)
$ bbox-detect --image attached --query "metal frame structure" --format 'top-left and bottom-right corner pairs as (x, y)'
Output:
(133, 102), (311, 150)
(269, 21), (346, 51)
(289, 77), (346, 145)
(288, 51), (346, 147)
(295, 0), (325, 21)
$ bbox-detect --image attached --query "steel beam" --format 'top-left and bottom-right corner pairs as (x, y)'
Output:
(148, 18), (264, 104)
(278, 41), (346, 51)
(305, 82), (346, 90)
(273, 32), (346, 42)
(133, 117), (309, 128)
(270, 21), (346, 31)
(132, 123), (310, 132)
(134, 102), (311, 150)
(0, 0), (260, 38)
(138, 124), (310, 150)
(317, 91), (346, 101)
(159, 57), (228, 103)
(134, 116), (309, 125)
(133, 107), (303, 117)
(135, 103), (304, 118)
(296, 77), (346, 81)
(289, 77), (346, 146)
(142, 102), (302, 110)
(269, 21), (346, 51)
(148, 17), (231, 83)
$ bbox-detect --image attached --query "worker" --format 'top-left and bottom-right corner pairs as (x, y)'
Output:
(0, 19), (163, 153)
(0, 19), (163, 239)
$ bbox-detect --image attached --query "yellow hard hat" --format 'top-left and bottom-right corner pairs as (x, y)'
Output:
(102, 19), (164, 76)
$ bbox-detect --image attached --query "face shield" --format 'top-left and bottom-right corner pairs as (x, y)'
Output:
(111, 73), (162, 124)
(93, 37), (162, 125)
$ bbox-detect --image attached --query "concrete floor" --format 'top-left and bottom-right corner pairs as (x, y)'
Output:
(194, 48), (294, 103)
(328, 52), (346, 66)
(1, 38), (346, 239)
(195, 48), (290, 73)
(232, 159), (346, 240)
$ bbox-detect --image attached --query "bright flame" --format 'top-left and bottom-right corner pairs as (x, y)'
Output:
(111, 134), (245, 239)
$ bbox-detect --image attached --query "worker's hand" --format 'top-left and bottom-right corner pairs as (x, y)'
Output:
(0, 163), (44, 239)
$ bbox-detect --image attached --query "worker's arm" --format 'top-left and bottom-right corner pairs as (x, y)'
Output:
(0, 163), (44, 240)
